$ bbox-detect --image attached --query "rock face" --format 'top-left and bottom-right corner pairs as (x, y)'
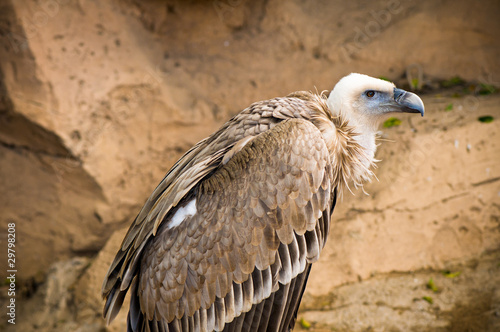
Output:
(0, 0), (499, 331)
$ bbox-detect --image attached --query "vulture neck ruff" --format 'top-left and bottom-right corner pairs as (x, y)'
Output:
(325, 107), (376, 194)
(291, 92), (375, 194)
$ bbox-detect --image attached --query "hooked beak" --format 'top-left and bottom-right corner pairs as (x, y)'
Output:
(393, 88), (425, 117)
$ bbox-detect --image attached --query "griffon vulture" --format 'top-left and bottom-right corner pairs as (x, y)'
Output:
(102, 73), (424, 332)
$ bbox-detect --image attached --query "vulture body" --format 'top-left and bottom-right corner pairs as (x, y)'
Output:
(102, 73), (424, 332)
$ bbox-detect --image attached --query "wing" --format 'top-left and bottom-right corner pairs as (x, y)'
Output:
(102, 98), (290, 309)
(132, 118), (335, 331)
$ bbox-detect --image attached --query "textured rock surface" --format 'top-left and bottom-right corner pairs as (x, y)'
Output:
(297, 251), (500, 332)
(0, 0), (499, 331)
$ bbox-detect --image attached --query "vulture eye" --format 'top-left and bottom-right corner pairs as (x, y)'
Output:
(365, 90), (375, 98)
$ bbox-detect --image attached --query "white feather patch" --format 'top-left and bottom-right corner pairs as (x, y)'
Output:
(168, 199), (197, 228)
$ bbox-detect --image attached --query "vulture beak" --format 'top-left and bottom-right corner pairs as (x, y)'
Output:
(393, 88), (425, 117)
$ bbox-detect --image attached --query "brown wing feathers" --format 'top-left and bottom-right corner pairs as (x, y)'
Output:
(103, 93), (339, 331)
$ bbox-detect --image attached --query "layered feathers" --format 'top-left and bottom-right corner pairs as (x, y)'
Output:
(102, 91), (375, 332)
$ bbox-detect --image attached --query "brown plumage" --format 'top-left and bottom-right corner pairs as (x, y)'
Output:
(102, 73), (424, 332)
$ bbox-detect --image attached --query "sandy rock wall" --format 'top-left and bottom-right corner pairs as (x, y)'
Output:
(0, 0), (499, 331)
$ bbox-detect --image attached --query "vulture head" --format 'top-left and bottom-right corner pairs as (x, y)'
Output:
(327, 73), (424, 160)
(328, 73), (424, 127)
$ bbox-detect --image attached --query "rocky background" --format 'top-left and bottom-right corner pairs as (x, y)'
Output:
(0, 0), (499, 331)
